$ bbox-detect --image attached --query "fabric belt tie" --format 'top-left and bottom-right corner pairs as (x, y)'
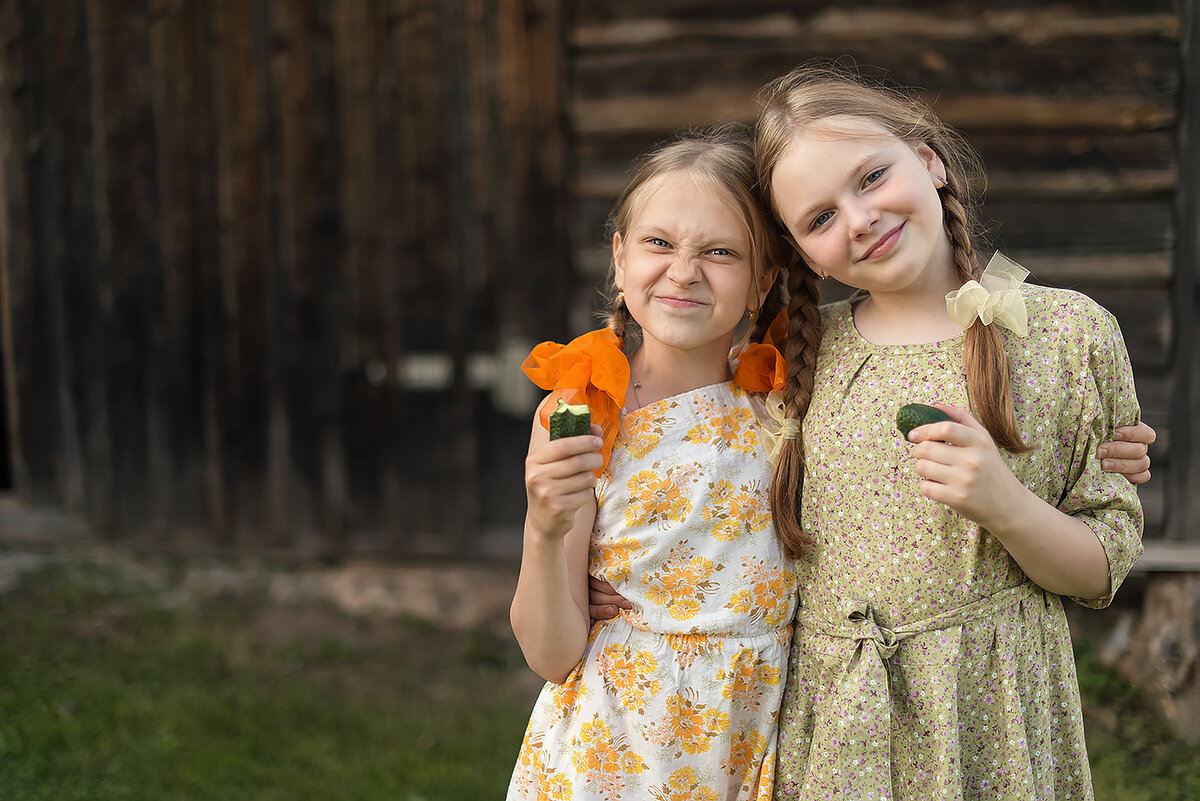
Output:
(797, 582), (1042, 798)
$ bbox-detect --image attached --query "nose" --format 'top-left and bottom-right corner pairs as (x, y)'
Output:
(666, 251), (702, 285)
(846, 199), (880, 237)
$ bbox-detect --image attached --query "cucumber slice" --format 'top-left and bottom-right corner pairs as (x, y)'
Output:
(549, 398), (591, 439)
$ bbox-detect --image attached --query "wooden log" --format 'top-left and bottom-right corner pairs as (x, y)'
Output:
(1010, 253), (1172, 288)
(983, 200), (1173, 255)
(1113, 573), (1200, 742)
(572, 1), (1182, 30)
(572, 40), (1179, 102)
(572, 91), (1174, 138)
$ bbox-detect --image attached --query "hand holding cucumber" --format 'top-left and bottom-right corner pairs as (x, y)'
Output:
(901, 403), (1028, 531)
(524, 401), (603, 541)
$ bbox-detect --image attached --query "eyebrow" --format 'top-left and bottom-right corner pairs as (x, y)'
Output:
(793, 151), (884, 226)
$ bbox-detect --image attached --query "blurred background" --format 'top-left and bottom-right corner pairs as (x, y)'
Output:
(0, 0), (1198, 797)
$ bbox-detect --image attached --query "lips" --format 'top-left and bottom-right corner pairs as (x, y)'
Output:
(858, 223), (904, 262)
(657, 296), (705, 309)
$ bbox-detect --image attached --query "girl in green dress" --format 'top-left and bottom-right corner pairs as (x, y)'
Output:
(757, 63), (1145, 800)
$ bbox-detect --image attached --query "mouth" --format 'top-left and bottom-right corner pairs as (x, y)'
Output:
(857, 223), (905, 262)
(657, 296), (706, 309)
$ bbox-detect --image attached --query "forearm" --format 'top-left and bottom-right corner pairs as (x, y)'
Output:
(510, 523), (592, 684)
(983, 483), (1111, 600)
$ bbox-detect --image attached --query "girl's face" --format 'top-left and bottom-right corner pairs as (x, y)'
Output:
(771, 116), (954, 298)
(614, 171), (768, 359)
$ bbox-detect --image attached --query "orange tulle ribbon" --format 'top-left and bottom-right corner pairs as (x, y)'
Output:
(732, 309), (788, 392)
(521, 329), (629, 476)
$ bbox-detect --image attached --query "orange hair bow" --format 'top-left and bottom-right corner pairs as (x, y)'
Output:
(521, 328), (629, 476)
(732, 309), (788, 392)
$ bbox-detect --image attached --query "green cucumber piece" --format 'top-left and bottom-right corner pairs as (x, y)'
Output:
(896, 403), (951, 439)
(549, 398), (591, 439)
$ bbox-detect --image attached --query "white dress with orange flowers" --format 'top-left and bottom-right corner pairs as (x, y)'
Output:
(507, 381), (797, 801)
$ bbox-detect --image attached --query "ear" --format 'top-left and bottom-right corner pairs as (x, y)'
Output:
(612, 232), (625, 288)
(917, 143), (947, 188)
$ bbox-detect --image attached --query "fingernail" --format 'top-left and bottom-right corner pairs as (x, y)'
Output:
(1102, 459), (1112, 470)
(593, 437), (603, 448)
(1098, 447), (1108, 458)
(1113, 431), (1125, 440)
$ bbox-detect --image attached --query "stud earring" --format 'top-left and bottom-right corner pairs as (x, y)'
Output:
(617, 290), (625, 305)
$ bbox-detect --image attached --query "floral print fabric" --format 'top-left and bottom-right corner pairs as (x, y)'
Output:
(774, 286), (1143, 800)
(509, 382), (797, 801)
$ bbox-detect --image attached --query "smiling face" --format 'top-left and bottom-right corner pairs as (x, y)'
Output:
(614, 169), (766, 360)
(771, 116), (956, 300)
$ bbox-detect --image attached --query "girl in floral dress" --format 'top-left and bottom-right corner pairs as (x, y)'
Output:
(507, 125), (799, 801)
(755, 64), (1146, 799)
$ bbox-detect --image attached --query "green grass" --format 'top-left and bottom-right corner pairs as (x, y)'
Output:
(0, 560), (534, 800)
(1, 557), (1197, 799)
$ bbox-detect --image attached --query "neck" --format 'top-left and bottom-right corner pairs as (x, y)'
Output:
(854, 258), (964, 346)
(628, 339), (731, 409)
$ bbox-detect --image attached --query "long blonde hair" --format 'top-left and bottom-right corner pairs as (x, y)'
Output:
(603, 124), (790, 347)
(755, 63), (1028, 558)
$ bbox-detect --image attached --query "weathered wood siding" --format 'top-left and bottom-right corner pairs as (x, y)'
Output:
(567, 0), (1192, 541)
(0, 0), (569, 556)
(0, 0), (1193, 557)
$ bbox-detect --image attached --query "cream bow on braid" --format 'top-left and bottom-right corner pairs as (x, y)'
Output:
(945, 252), (1030, 337)
(759, 390), (803, 460)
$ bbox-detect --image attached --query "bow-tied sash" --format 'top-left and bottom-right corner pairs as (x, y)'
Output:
(797, 581), (1042, 798)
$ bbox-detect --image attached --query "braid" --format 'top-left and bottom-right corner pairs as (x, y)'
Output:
(941, 183), (1030, 453)
(749, 267), (788, 344)
(770, 264), (823, 558)
(604, 293), (636, 342)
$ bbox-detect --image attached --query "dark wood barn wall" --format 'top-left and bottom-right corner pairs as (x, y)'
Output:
(0, 0), (568, 557)
(0, 0), (1193, 557)
(566, 0), (1194, 544)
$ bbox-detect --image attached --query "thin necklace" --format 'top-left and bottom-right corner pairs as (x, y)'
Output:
(628, 377), (642, 411)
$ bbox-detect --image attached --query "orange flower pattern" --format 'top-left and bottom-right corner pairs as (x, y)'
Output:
(684, 397), (759, 454)
(700, 479), (772, 541)
(508, 382), (795, 801)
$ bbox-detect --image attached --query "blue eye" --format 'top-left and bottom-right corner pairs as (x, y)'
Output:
(710, 248), (732, 257)
(812, 211), (832, 230)
(865, 168), (885, 185)
(649, 238), (670, 248)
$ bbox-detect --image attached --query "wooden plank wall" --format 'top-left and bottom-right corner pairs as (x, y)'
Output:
(0, 0), (569, 557)
(0, 0), (1192, 557)
(566, 0), (1189, 540)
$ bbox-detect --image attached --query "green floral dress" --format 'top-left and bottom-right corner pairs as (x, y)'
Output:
(774, 286), (1143, 800)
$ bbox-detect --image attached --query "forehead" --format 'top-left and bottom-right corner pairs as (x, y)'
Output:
(629, 169), (748, 232)
(787, 115), (899, 156)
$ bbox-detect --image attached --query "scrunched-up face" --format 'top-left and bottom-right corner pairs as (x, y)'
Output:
(614, 170), (763, 360)
(770, 115), (953, 300)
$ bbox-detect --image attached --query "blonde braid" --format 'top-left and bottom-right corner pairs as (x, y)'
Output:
(749, 268), (788, 345)
(941, 182), (1029, 453)
(770, 264), (823, 558)
(603, 290), (636, 342)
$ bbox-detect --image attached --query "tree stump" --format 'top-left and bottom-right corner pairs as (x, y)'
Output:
(1111, 573), (1200, 743)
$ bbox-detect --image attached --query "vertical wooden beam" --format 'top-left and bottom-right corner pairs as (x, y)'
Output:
(0, 0), (30, 498)
(212, 0), (269, 545)
(1170, 0), (1200, 540)
(266, 0), (344, 553)
(85, 0), (161, 534)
